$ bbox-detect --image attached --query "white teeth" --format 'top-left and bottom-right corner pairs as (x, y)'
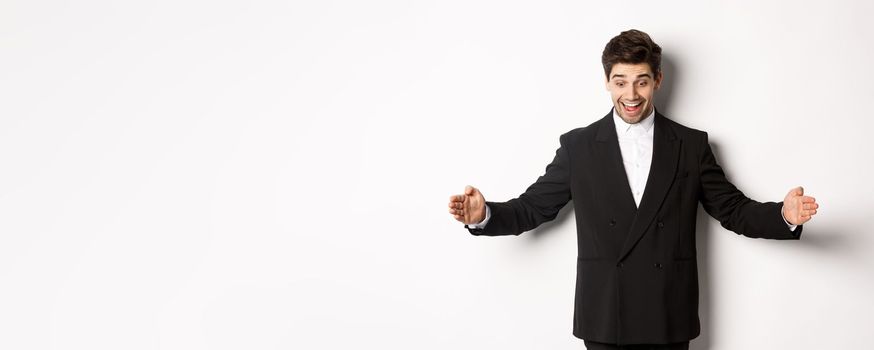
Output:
(624, 102), (641, 107)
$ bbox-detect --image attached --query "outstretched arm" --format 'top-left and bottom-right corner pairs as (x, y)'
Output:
(698, 132), (815, 239)
(447, 133), (572, 236)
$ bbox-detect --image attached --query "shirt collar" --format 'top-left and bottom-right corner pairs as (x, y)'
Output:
(612, 107), (656, 136)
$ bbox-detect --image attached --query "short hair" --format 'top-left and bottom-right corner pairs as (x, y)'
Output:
(601, 29), (662, 79)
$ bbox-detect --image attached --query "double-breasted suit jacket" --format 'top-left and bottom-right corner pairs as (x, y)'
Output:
(466, 109), (802, 345)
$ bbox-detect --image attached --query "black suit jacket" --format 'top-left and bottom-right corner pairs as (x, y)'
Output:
(466, 110), (802, 345)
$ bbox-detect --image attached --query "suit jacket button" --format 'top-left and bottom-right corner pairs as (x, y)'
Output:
(657, 221), (664, 228)
(610, 219), (616, 226)
(654, 263), (663, 269)
(617, 262), (624, 268)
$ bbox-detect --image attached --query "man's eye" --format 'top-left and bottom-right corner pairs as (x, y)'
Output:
(639, 81), (648, 86)
(616, 82), (625, 87)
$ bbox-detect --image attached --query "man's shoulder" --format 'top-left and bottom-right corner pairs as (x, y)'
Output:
(559, 114), (607, 142)
(561, 125), (592, 140)
(658, 112), (708, 141)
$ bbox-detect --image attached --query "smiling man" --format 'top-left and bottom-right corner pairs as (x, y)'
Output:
(447, 29), (819, 349)
(609, 63), (657, 125)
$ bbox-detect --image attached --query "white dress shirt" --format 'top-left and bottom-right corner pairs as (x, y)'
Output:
(468, 108), (796, 231)
(614, 107), (655, 207)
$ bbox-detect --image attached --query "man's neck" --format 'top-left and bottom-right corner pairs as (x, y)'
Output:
(612, 107), (656, 129)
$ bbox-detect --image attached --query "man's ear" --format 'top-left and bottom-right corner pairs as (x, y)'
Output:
(654, 71), (664, 90)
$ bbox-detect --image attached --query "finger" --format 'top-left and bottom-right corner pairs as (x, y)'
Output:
(454, 214), (464, 222)
(450, 195), (462, 202)
(796, 186), (804, 196)
(801, 196), (816, 203)
(465, 185), (475, 196)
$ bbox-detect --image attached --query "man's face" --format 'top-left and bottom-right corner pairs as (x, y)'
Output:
(606, 62), (662, 124)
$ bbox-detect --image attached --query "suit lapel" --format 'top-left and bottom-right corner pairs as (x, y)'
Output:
(617, 111), (680, 262)
(594, 111), (638, 215)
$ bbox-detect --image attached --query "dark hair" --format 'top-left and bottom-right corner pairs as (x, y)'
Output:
(601, 29), (662, 79)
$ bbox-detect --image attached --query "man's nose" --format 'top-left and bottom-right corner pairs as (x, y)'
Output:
(629, 86), (641, 99)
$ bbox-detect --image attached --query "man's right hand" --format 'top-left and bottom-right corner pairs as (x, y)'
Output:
(448, 185), (486, 225)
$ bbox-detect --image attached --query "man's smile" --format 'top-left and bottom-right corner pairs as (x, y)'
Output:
(621, 100), (644, 114)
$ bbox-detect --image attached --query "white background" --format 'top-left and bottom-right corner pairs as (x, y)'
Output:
(1, 0), (872, 349)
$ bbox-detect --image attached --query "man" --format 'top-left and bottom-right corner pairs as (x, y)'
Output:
(446, 29), (819, 349)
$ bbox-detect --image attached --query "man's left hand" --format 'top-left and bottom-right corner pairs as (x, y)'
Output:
(783, 186), (819, 225)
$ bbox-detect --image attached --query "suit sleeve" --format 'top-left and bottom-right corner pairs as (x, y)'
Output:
(467, 132), (572, 236)
(697, 132), (802, 240)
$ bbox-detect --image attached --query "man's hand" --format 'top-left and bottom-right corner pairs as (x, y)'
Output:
(448, 185), (486, 225)
(782, 186), (819, 225)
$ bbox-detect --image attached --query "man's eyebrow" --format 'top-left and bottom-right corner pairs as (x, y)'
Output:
(610, 73), (653, 80)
